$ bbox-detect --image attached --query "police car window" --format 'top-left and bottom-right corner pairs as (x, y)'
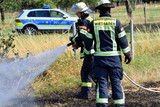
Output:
(50, 11), (64, 17)
(18, 11), (24, 18)
(27, 11), (36, 17)
(36, 11), (50, 17)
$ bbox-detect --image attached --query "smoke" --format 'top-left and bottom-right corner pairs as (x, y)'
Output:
(0, 45), (67, 106)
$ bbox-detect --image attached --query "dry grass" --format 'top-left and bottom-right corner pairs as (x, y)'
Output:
(7, 32), (72, 57)
(122, 28), (160, 88)
(0, 5), (160, 95)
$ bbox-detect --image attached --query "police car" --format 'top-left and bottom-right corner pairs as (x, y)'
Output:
(15, 6), (77, 35)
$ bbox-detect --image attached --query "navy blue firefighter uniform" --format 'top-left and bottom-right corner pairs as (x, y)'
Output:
(87, 0), (131, 106)
(70, 2), (94, 99)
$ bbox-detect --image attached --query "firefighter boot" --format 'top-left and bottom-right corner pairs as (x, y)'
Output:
(74, 87), (91, 100)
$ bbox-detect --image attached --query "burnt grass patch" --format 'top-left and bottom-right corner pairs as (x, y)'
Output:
(5, 81), (160, 107)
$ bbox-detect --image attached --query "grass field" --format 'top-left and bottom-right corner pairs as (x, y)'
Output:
(0, 5), (160, 96)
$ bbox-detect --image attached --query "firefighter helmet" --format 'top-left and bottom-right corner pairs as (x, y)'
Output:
(71, 2), (92, 14)
(95, 0), (115, 10)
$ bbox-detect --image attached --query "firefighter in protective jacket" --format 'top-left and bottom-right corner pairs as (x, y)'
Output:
(70, 2), (94, 99)
(87, 0), (131, 106)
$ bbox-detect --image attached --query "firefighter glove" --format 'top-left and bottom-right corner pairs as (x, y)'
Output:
(72, 43), (79, 49)
(125, 52), (131, 64)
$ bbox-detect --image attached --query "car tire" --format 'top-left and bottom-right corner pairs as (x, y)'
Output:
(24, 26), (37, 35)
(16, 29), (25, 34)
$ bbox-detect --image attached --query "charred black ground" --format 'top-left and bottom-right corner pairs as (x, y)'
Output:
(5, 81), (160, 107)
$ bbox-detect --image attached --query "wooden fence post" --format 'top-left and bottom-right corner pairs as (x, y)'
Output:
(144, 6), (147, 23)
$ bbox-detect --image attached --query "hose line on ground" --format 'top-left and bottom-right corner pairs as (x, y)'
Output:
(123, 72), (160, 93)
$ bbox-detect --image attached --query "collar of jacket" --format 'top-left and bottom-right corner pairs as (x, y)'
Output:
(81, 14), (89, 20)
(99, 13), (111, 17)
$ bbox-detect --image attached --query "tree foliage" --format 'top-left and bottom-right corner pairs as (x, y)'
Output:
(0, 0), (101, 11)
(0, 0), (159, 11)
(0, 33), (18, 58)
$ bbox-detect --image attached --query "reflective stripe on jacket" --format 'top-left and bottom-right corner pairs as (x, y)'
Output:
(72, 15), (93, 58)
(88, 13), (130, 67)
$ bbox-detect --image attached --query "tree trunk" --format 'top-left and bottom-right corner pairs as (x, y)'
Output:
(134, 0), (137, 10)
(0, 0), (3, 3)
(57, 0), (63, 8)
(117, 1), (120, 6)
(125, 0), (133, 18)
(0, 6), (5, 24)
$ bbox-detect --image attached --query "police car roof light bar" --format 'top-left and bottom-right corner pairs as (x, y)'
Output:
(43, 5), (50, 9)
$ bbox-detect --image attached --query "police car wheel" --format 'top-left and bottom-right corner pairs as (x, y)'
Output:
(24, 26), (37, 35)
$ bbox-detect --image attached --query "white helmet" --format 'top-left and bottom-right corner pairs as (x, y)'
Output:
(71, 2), (92, 14)
(95, 0), (115, 10)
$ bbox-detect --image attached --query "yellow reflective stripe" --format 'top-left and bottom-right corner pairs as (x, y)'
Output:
(82, 82), (92, 87)
(16, 22), (23, 27)
(118, 31), (126, 38)
(84, 48), (90, 55)
(96, 82), (99, 99)
(80, 29), (93, 39)
(38, 25), (70, 27)
(96, 82), (108, 103)
(96, 98), (108, 103)
(94, 26), (100, 51)
(122, 47), (130, 53)
(114, 82), (125, 104)
(114, 99), (125, 104)
(16, 18), (76, 21)
(80, 52), (84, 58)
(72, 36), (76, 43)
(111, 26), (117, 51)
(98, 26), (113, 32)
(96, 26), (117, 51)
(94, 51), (121, 56)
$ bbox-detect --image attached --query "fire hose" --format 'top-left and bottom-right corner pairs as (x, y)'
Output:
(123, 72), (160, 93)
(68, 41), (160, 93)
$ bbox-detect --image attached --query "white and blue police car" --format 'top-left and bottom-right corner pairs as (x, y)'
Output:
(15, 5), (77, 34)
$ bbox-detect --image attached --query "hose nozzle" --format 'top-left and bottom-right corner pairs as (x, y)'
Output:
(67, 42), (72, 47)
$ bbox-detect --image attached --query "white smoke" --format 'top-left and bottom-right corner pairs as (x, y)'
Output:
(0, 45), (67, 106)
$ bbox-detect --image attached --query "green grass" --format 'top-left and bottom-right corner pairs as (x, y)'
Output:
(123, 55), (160, 88)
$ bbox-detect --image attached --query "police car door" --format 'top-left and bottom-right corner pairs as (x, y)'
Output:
(35, 10), (51, 30)
(50, 10), (70, 30)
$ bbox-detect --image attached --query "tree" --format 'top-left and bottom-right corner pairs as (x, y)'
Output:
(0, 0), (3, 3)
(125, 0), (133, 18)
(0, 0), (4, 24)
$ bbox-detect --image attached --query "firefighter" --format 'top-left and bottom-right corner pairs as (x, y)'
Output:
(70, 2), (94, 99)
(87, 0), (132, 106)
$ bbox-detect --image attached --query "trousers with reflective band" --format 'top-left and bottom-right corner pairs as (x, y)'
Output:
(82, 82), (92, 87)
(80, 56), (93, 87)
(94, 65), (125, 107)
